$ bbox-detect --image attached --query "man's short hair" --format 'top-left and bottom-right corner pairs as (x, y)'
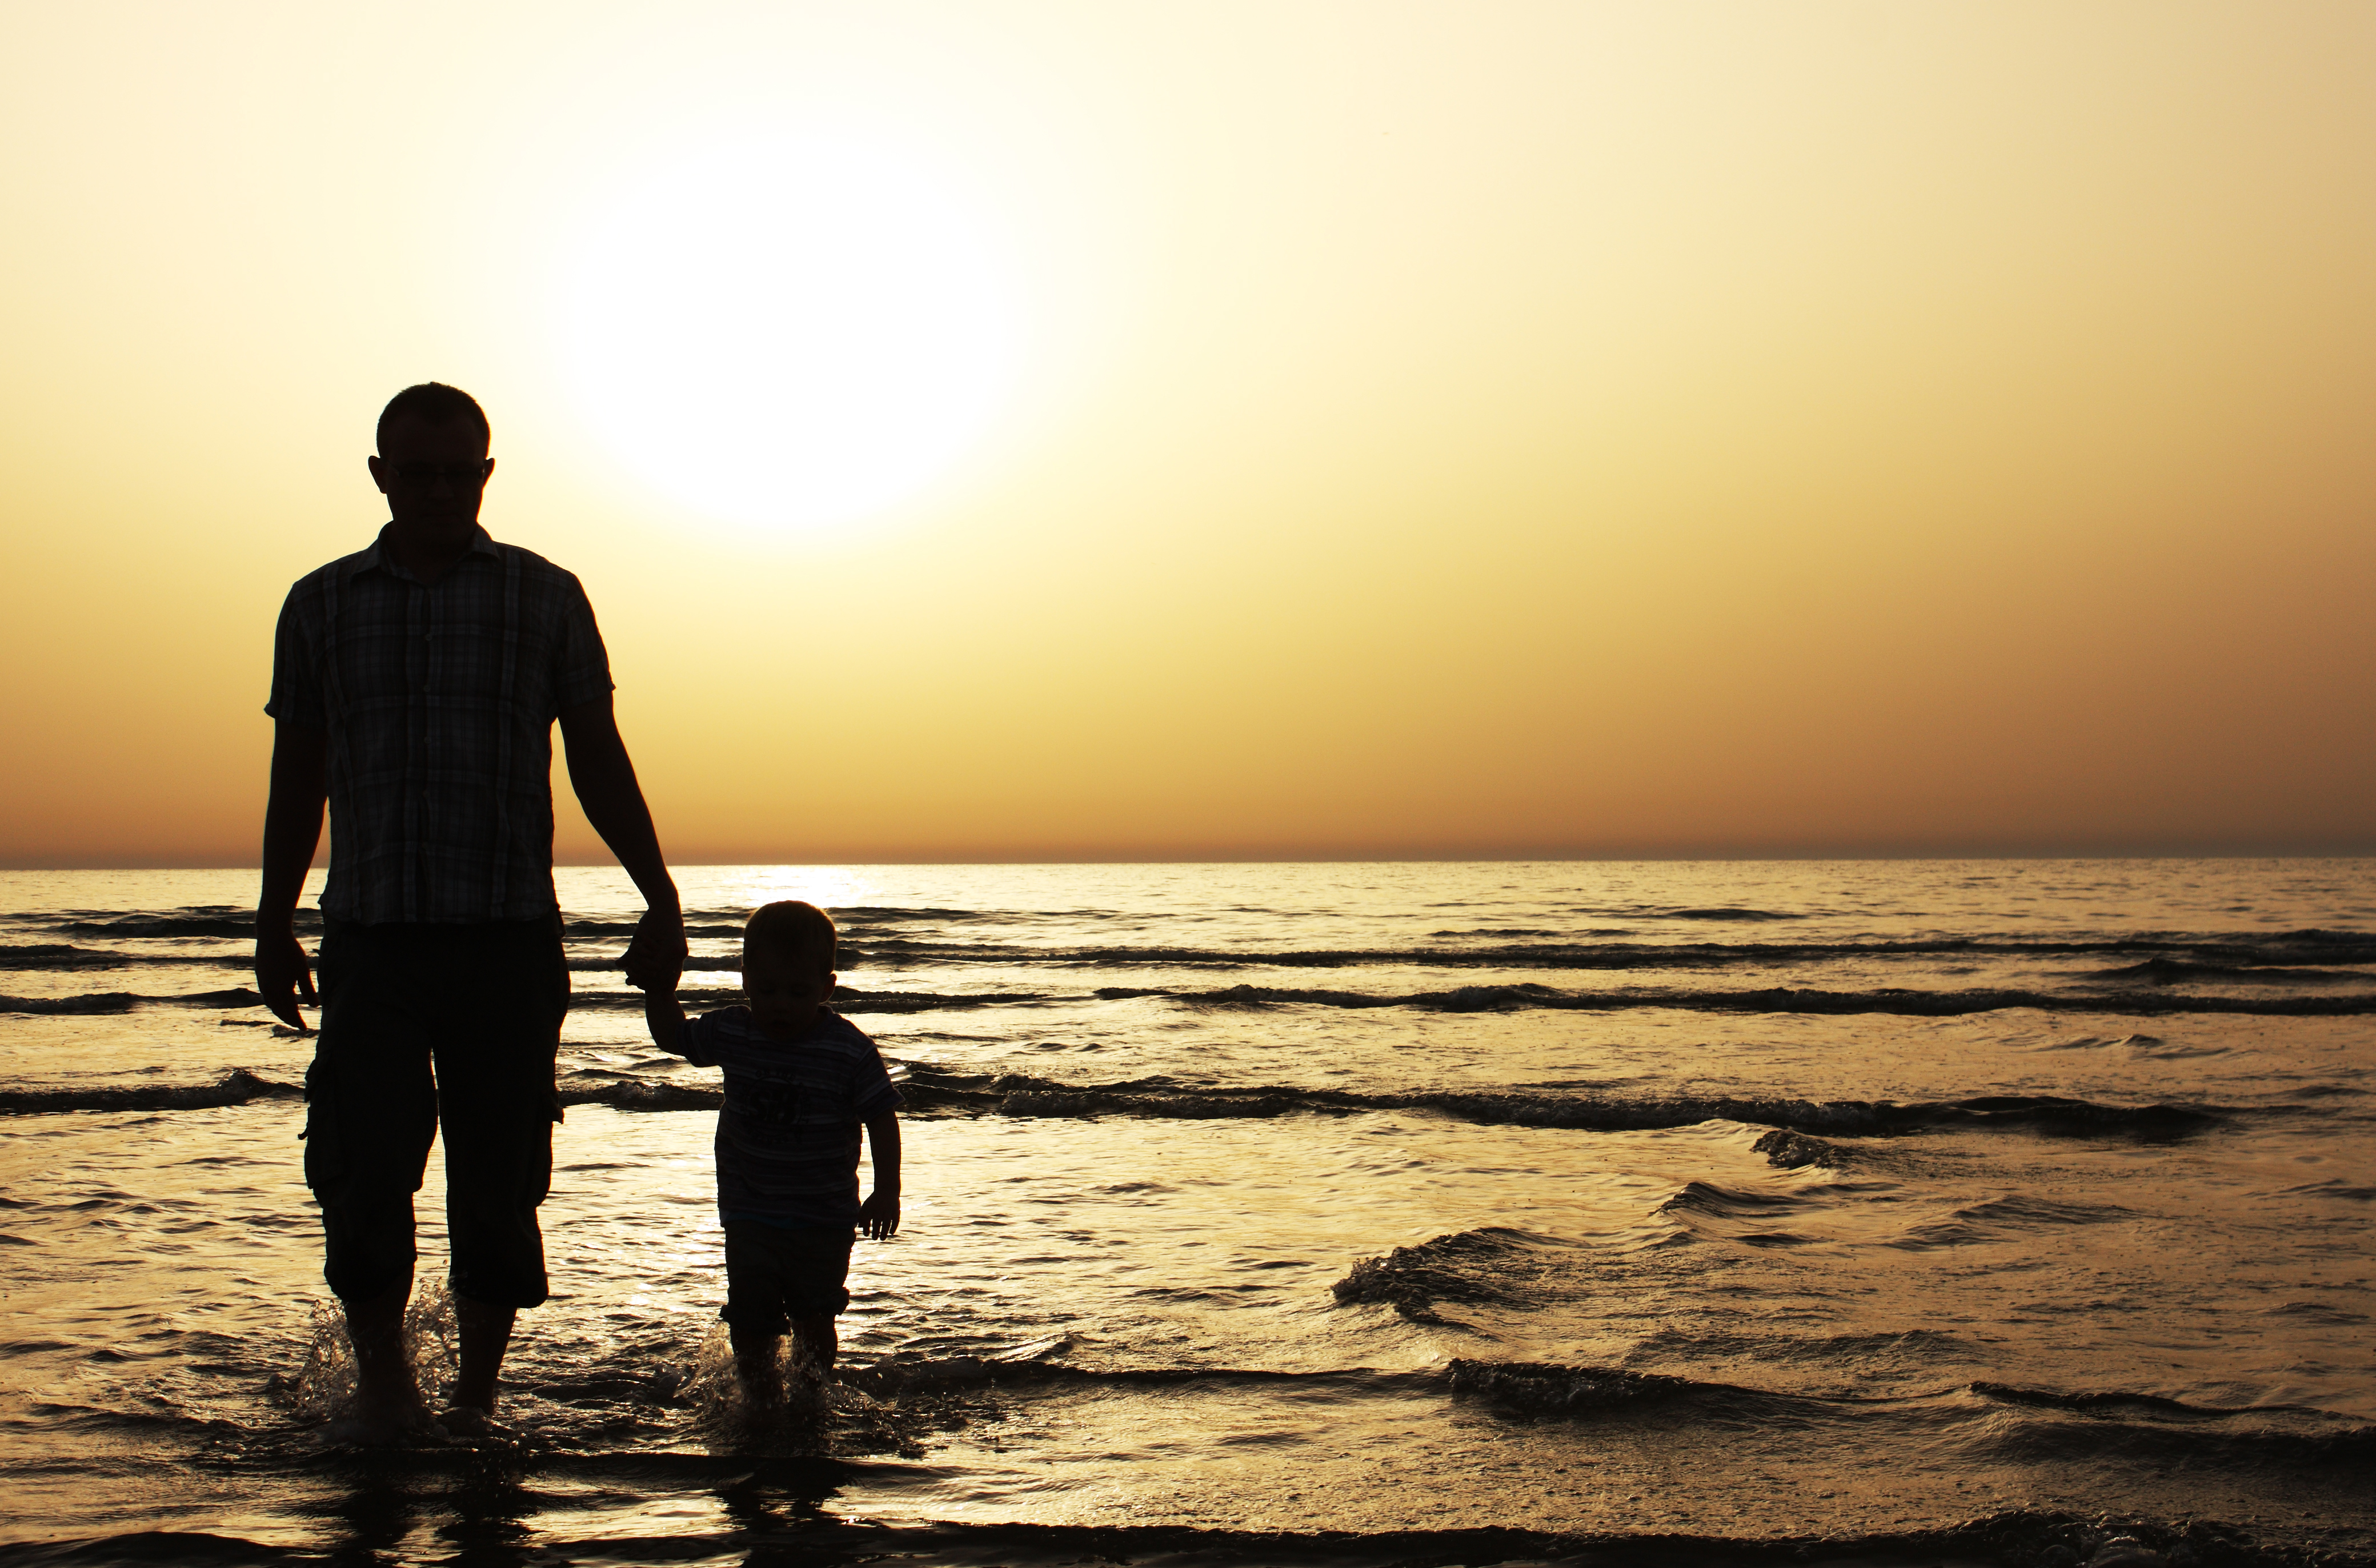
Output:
(744, 901), (838, 977)
(377, 383), (491, 452)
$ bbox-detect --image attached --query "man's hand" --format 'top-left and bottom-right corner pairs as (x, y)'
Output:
(257, 720), (327, 1033)
(255, 927), (317, 1032)
(858, 1189), (901, 1241)
(622, 905), (686, 992)
(558, 696), (684, 991)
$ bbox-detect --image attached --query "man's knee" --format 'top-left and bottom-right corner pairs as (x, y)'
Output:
(320, 1190), (418, 1304)
(443, 1116), (553, 1309)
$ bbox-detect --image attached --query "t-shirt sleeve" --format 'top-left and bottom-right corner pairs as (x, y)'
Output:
(551, 576), (615, 712)
(262, 584), (326, 728)
(850, 1042), (902, 1117)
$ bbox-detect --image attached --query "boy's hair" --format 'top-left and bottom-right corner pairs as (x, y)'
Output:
(743, 900), (837, 977)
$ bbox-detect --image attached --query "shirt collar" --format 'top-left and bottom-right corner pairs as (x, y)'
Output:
(353, 523), (500, 582)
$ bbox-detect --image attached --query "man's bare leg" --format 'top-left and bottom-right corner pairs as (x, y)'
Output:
(439, 1297), (516, 1435)
(731, 1327), (785, 1407)
(343, 1275), (438, 1441)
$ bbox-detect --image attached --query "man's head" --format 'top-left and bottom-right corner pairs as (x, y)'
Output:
(741, 901), (838, 1038)
(368, 383), (494, 554)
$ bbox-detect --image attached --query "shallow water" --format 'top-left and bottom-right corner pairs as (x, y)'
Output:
(1, 860), (2370, 1567)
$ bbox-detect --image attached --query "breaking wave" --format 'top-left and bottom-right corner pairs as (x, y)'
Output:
(0, 988), (261, 1015)
(0, 1068), (300, 1114)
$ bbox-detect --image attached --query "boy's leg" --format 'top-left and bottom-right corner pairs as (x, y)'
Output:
(306, 921), (442, 1438)
(431, 919), (567, 1427)
(722, 1220), (793, 1406)
(789, 1314), (837, 1373)
(731, 1326), (787, 1406)
(783, 1225), (855, 1382)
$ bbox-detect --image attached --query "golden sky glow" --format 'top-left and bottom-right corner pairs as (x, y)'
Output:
(3, 2), (2373, 865)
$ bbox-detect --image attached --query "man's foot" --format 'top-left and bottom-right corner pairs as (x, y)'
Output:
(450, 1296), (518, 1420)
(435, 1403), (502, 1439)
(330, 1386), (448, 1447)
(338, 1281), (443, 1445)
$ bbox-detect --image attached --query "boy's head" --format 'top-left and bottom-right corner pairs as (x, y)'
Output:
(742, 901), (838, 1038)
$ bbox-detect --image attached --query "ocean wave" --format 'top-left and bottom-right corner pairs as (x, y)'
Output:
(2085, 958), (2375, 986)
(1447, 1357), (1773, 1415)
(1443, 1355), (2376, 1453)
(838, 1351), (1397, 1398)
(563, 986), (1044, 1014)
(50, 908), (313, 940)
(1658, 1180), (1813, 1220)
(1750, 1128), (1845, 1168)
(550, 920), (753, 940)
(1330, 1228), (1556, 1322)
(1087, 980), (2376, 1016)
(903, 1069), (2230, 1138)
(0, 944), (167, 971)
(0, 1056), (2237, 1146)
(1966, 1381), (2333, 1422)
(758, 933), (2376, 971)
(0, 1069), (299, 1114)
(1958, 1384), (2376, 1470)
(556, 1076), (723, 1113)
(555, 906), (985, 940)
(1447, 1361), (2376, 1477)
(0, 988), (261, 1015)
(1888, 1195), (2135, 1250)
(2279, 1179), (2376, 1202)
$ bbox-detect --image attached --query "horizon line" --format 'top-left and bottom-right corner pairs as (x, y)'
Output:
(6, 848), (2376, 873)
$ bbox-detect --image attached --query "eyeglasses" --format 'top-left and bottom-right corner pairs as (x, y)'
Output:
(384, 460), (490, 487)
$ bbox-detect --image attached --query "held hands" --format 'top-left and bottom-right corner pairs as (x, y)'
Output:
(254, 927), (316, 1032)
(858, 1189), (901, 1241)
(621, 904), (687, 992)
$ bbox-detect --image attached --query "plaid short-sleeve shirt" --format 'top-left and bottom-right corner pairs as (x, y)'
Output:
(267, 525), (615, 924)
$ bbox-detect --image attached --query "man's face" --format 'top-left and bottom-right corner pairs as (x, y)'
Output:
(368, 415), (492, 544)
(743, 953), (835, 1040)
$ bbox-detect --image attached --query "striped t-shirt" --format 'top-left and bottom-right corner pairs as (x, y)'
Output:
(674, 1005), (901, 1226)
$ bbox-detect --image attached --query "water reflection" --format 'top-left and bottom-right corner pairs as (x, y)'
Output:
(285, 1451), (857, 1566)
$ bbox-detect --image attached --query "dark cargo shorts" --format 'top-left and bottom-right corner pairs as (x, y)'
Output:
(720, 1219), (855, 1336)
(302, 916), (568, 1309)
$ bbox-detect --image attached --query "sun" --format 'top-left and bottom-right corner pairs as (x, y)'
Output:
(555, 134), (1023, 533)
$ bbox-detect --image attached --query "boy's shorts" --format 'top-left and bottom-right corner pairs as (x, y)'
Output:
(720, 1218), (854, 1335)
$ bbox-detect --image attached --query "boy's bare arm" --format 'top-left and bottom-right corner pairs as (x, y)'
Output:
(640, 986), (687, 1055)
(858, 1111), (901, 1240)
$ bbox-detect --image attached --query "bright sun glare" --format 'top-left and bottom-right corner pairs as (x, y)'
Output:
(556, 135), (1022, 533)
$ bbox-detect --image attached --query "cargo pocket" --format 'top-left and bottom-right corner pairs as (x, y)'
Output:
(300, 1057), (343, 1193)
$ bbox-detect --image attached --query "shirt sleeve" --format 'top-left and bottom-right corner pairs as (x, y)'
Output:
(851, 1042), (902, 1118)
(262, 583), (327, 728)
(551, 576), (615, 712)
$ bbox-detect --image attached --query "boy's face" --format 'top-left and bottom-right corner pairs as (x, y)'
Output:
(743, 951), (835, 1040)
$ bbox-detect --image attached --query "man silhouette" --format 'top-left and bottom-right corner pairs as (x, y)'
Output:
(255, 383), (684, 1440)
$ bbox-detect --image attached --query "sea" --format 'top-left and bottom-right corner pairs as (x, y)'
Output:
(0, 860), (2370, 1568)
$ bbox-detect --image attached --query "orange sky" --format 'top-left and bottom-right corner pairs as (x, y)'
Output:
(3, 2), (2373, 866)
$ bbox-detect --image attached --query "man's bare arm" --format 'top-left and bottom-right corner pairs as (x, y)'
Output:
(557, 694), (684, 989)
(255, 720), (328, 1030)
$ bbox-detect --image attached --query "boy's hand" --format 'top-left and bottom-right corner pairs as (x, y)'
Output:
(621, 905), (686, 993)
(857, 1190), (901, 1241)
